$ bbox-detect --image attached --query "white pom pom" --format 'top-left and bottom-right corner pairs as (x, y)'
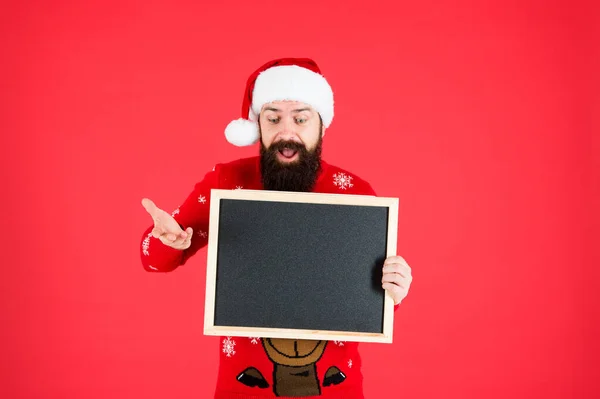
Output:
(224, 119), (260, 147)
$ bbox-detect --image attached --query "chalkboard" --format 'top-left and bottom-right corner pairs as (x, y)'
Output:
(203, 189), (399, 343)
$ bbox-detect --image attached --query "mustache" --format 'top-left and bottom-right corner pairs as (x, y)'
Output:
(268, 140), (307, 152)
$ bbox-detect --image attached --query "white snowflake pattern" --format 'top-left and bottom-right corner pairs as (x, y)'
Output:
(171, 208), (180, 216)
(333, 340), (345, 346)
(198, 195), (206, 204)
(222, 337), (236, 357)
(348, 359), (353, 368)
(249, 337), (261, 345)
(333, 173), (354, 190)
(142, 233), (151, 256)
(235, 185), (243, 190)
(197, 230), (208, 239)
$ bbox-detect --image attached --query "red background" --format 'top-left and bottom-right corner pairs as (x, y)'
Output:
(1, 1), (597, 398)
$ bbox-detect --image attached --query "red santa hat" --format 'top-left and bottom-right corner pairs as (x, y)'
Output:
(224, 58), (334, 147)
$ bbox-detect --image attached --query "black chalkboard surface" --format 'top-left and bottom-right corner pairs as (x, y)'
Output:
(203, 189), (399, 343)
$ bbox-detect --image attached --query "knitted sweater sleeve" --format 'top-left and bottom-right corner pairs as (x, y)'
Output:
(139, 165), (220, 272)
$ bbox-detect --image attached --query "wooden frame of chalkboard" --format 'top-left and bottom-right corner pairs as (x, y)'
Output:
(203, 189), (399, 343)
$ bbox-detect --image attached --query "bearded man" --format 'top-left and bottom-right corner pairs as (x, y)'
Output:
(139, 58), (413, 399)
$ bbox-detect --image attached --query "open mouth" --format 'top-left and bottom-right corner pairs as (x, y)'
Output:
(278, 147), (299, 160)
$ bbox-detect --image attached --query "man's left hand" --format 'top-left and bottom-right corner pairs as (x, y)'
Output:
(382, 256), (413, 305)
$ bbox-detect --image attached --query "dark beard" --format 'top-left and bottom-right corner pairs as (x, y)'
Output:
(260, 137), (322, 192)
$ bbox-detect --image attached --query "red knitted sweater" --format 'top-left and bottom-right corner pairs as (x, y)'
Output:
(140, 156), (398, 398)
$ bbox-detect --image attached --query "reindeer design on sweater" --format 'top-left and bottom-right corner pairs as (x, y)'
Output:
(236, 338), (346, 396)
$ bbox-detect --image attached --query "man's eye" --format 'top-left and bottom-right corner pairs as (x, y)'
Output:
(296, 118), (306, 124)
(268, 118), (279, 124)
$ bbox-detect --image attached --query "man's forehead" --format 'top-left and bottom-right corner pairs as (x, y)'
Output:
(261, 101), (314, 113)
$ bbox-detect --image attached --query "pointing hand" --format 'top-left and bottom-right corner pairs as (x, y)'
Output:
(141, 198), (193, 250)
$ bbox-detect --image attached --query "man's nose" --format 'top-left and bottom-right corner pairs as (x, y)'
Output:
(277, 117), (298, 141)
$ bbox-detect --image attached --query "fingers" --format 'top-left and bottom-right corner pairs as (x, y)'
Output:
(383, 256), (411, 277)
(382, 282), (406, 304)
(162, 230), (187, 244)
(141, 198), (158, 218)
(382, 272), (409, 288)
(382, 282), (404, 292)
(382, 256), (412, 305)
(384, 255), (409, 268)
(151, 226), (163, 238)
(173, 228), (192, 241)
(158, 227), (193, 250)
(143, 197), (183, 231)
(382, 263), (412, 278)
(174, 228), (193, 249)
(158, 233), (188, 249)
(142, 198), (166, 228)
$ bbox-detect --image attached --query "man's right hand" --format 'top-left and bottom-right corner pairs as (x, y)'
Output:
(141, 198), (193, 250)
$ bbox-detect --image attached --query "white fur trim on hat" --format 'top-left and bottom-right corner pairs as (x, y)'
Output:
(224, 118), (260, 147)
(252, 65), (334, 127)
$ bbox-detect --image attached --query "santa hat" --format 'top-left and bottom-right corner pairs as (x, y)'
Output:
(224, 58), (334, 147)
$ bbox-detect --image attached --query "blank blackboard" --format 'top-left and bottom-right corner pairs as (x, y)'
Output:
(203, 189), (399, 343)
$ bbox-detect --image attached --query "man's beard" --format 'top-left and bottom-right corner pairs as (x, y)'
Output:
(260, 136), (323, 192)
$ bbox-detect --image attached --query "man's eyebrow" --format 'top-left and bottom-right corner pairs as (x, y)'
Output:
(263, 107), (312, 113)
